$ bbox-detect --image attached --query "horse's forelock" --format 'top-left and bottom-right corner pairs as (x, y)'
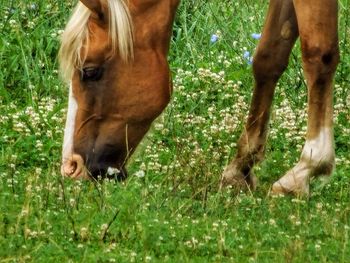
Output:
(59, 0), (133, 82)
(108, 0), (134, 61)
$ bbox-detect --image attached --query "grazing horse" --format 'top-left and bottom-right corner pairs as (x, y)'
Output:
(59, 0), (339, 196)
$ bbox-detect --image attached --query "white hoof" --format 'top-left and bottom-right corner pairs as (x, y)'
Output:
(271, 162), (310, 196)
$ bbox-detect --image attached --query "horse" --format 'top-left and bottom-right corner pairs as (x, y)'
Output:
(59, 0), (339, 196)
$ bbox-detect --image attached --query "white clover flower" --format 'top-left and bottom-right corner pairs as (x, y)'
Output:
(107, 167), (120, 176)
(21, 209), (29, 216)
(269, 219), (276, 226)
(315, 244), (321, 250)
(69, 198), (75, 207)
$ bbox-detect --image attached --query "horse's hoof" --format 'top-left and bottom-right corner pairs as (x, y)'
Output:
(270, 169), (310, 197)
(220, 163), (257, 191)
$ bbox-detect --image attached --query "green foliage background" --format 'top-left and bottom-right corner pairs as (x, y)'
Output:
(0, 0), (349, 262)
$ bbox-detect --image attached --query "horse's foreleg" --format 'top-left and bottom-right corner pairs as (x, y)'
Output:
(271, 0), (339, 196)
(221, 0), (299, 189)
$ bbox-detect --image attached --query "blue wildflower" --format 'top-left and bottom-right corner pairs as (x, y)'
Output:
(210, 34), (219, 43)
(248, 56), (253, 65)
(243, 51), (253, 65)
(251, 33), (262, 40)
(243, 51), (250, 58)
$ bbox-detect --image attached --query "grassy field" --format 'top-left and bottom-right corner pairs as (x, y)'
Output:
(0, 0), (349, 262)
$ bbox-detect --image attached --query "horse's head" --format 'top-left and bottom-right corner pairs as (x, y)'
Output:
(59, 0), (179, 179)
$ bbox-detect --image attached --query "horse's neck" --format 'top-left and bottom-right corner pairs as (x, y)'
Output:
(129, 0), (179, 21)
(129, 0), (180, 53)
(130, 0), (180, 11)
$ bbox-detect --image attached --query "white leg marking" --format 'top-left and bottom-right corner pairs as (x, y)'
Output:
(272, 128), (334, 195)
(301, 128), (334, 167)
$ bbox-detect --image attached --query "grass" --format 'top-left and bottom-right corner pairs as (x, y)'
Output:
(0, 0), (349, 262)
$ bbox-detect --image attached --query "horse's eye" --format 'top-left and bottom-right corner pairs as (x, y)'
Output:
(81, 67), (103, 81)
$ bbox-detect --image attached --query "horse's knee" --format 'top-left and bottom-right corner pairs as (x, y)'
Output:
(253, 49), (288, 84)
(301, 41), (339, 73)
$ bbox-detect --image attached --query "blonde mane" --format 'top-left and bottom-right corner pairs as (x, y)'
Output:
(59, 0), (134, 82)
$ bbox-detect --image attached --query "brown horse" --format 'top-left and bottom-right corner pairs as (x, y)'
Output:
(59, 0), (339, 196)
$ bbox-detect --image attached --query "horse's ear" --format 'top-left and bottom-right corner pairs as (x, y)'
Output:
(80, 0), (103, 17)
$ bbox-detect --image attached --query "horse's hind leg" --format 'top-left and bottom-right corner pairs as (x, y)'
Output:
(271, 0), (339, 196)
(221, 0), (299, 189)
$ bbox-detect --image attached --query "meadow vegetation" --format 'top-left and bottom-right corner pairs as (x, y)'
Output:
(0, 0), (349, 262)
